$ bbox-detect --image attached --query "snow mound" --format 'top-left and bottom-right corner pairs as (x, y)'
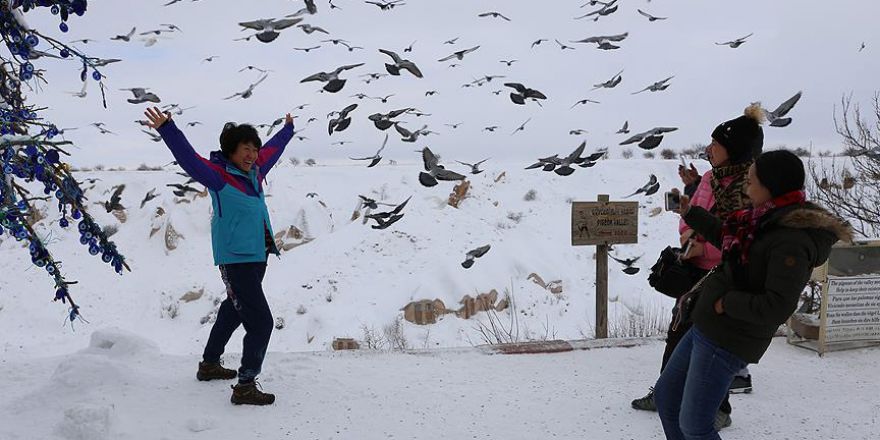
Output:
(184, 417), (217, 433)
(85, 327), (159, 359)
(54, 404), (115, 440)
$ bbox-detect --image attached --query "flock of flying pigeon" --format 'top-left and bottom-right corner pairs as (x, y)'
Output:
(67, 0), (813, 272)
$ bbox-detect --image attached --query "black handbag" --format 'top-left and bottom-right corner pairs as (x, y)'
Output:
(648, 246), (700, 299)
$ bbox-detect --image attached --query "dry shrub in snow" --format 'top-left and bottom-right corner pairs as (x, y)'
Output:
(383, 316), (410, 351)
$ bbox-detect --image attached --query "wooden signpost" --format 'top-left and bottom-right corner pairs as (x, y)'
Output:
(571, 194), (639, 339)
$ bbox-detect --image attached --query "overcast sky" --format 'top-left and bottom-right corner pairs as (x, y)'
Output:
(20, 0), (880, 167)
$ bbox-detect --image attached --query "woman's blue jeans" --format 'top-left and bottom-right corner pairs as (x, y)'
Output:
(654, 327), (748, 440)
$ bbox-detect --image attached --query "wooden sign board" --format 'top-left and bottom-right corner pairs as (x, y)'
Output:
(571, 201), (639, 246)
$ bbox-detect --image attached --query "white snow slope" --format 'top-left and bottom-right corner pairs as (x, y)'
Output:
(1, 159), (878, 439)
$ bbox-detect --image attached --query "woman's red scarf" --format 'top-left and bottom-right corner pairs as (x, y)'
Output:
(721, 190), (806, 264)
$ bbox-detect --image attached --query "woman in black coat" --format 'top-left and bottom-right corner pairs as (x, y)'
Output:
(653, 150), (852, 439)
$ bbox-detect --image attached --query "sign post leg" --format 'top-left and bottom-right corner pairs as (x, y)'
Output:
(596, 194), (609, 339)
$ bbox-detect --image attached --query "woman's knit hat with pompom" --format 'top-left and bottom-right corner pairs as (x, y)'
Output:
(711, 103), (766, 164)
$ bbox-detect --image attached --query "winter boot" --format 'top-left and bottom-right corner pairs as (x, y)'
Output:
(714, 410), (732, 431)
(197, 361), (238, 381)
(231, 381), (276, 405)
(729, 374), (753, 394)
(631, 387), (657, 411)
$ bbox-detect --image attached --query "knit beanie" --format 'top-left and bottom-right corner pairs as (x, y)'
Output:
(754, 150), (806, 197)
(711, 103), (765, 164)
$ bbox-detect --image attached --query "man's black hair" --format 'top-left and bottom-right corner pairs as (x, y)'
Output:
(219, 122), (262, 157)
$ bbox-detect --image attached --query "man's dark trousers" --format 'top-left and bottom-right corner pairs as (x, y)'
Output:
(202, 261), (272, 383)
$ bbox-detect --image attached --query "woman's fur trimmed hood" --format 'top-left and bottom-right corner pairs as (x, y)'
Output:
(776, 202), (854, 244)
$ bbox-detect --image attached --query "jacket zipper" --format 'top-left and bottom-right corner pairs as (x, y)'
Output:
(214, 190), (223, 217)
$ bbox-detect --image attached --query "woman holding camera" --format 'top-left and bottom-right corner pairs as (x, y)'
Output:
(633, 106), (766, 426)
(654, 149), (851, 439)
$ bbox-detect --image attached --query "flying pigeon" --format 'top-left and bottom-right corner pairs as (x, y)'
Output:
(504, 82), (547, 105)
(349, 133), (388, 167)
(610, 254), (642, 275)
(574, 0), (619, 21)
(759, 91), (803, 127)
(624, 174), (660, 198)
(637, 9), (668, 22)
(121, 88), (161, 104)
(103, 184), (125, 212)
(632, 76), (674, 95)
(329, 103), (358, 135)
(368, 108), (411, 130)
(462, 245), (491, 269)
(394, 122), (429, 143)
(365, 196), (411, 230)
(224, 74), (269, 100)
(238, 17), (303, 43)
(300, 63), (365, 93)
(455, 158), (490, 174)
(592, 69), (623, 90)
(478, 11), (511, 21)
(419, 147), (466, 187)
(571, 32), (628, 50)
(140, 188), (159, 208)
(110, 27), (136, 42)
(716, 33), (753, 48)
(378, 49), (423, 78)
(620, 127), (678, 150)
(438, 46), (480, 62)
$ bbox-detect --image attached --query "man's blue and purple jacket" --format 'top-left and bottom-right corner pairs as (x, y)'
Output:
(157, 120), (294, 265)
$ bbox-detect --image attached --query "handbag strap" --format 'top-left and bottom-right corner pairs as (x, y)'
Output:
(682, 266), (718, 297)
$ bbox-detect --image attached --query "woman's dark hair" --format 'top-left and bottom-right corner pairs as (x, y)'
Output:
(219, 122), (262, 157)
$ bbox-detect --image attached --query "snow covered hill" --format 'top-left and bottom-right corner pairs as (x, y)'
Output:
(1, 158), (684, 357)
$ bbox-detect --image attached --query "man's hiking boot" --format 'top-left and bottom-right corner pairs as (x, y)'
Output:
(714, 410), (732, 431)
(728, 374), (753, 394)
(631, 387), (657, 411)
(197, 361), (237, 381)
(231, 381), (275, 405)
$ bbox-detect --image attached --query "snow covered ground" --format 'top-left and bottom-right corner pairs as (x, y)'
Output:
(1, 328), (878, 440)
(2, 159), (879, 439)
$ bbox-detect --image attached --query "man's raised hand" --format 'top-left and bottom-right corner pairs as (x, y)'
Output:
(144, 107), (172, 130)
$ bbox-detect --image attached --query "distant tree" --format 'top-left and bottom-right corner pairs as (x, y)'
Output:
(643, 151), (655, 159)
(680, 144), (706, 159)
(0, 1), (125, 324)
(792, 147), (811, 158)
(621, 149), (633, 159)
(810, 93), (880, 238)
(659, 149), (676, 160)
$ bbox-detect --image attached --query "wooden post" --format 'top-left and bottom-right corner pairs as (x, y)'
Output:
(596, 194), (609, 339)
